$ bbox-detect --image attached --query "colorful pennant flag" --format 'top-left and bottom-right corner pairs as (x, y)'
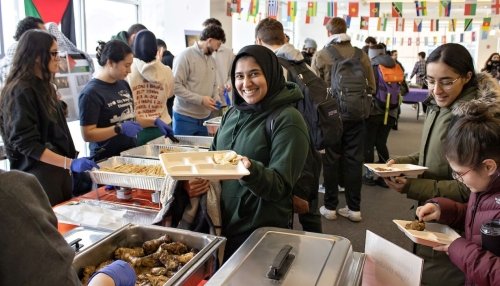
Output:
(439, 0), (451, 17)
(433, 36), (437, 45)
(327, 1), (337, 17)
(360, 16), (369, 30)
(493, 0), (500, 14)
(442, 35), (447, 44)
(430, 19), (439, 32)
(305, 1), (317, 23)
(287, 1), (297, 22)
(396, 18), (405, 31)
(348, 2), (359, 17)
(248, 0), (259, 16)
(449, 19), (457, 32)
(415, 1), (427, 16)
(464, 18), (473, 31)
(414, 19), (423, 32)
(370, 2), (380, 17)
(377, 17), (387, 31)
(482, 17), (491, 31)
(392, 2), (403, 17)
(464, 0), (477, 16)
(231, 0), (242, 14)
(267, 0), (279, 19)
(344, 15), (351, 28)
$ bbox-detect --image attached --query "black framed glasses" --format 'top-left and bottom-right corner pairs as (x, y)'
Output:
(451, 168), (473, 183)
(424, 77), (460, 90)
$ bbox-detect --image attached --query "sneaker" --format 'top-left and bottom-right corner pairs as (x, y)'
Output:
(337, 206), (362, 222)
(338, 186), (345, 192)
(320, 206), (337, 220)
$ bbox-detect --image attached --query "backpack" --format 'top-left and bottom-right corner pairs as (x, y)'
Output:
(265, 106), (322, 213)
(326, 46), (370, 121)
(277, 57), (342, 150)
(374, 64), (404, 110)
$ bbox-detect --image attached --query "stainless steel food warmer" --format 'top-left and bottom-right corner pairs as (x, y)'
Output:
(207, 227), (365, 286)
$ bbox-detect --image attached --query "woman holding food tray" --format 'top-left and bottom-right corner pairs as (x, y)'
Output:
(384, 43), (500, 285)
(184, 45), (309, 261)
(416, 100), (500, 286)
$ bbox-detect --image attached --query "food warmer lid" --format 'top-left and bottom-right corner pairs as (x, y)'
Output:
(207, 227), (364, 286)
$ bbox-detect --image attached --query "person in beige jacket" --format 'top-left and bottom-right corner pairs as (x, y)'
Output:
(311, 17), (376, 223)
(127, 30), (174, 145)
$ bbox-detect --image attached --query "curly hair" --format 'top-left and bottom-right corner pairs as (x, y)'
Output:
(13, 17), (44, 41)
(200, 25), (226, 43)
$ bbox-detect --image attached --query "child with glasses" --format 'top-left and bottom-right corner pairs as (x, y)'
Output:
(384, 43), (500, 285)
(416, 101), (500, 286)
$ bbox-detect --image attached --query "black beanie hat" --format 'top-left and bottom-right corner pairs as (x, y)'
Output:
(133, 30), (157, 63)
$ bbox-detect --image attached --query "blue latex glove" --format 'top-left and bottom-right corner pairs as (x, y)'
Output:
(89, 260), (136, 286)
(70, 158), (99, 173)
(121, 121), (143, 137)
(154, 118), (174, 137)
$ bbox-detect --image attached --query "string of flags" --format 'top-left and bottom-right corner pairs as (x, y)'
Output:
(225, 0), (499, 33)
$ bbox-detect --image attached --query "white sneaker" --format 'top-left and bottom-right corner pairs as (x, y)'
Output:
(337, 206), (362, 222)
(319, 206), (337, 220)
(338, 186), (345, 192)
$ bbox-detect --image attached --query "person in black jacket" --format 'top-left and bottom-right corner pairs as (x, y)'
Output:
(0, 30), (97, 206)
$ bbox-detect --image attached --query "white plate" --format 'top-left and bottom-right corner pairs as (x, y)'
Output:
(364, 163), (428, 177)
(159, 151), (250, 180)
(393, 220), (461, 248)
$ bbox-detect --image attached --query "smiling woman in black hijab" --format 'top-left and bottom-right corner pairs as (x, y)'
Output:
(185, 45), (310, 261)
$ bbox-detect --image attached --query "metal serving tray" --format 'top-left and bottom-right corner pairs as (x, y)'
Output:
(207, 227), (365, 286)
(89, 156), (165, 191)
(120, 144), (198, 160)
(73, 224), (226, 286)
(147, 135), (213, 149)
(64, 226), (112, 253)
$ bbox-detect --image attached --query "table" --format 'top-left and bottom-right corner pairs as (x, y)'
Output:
(402, 88), (429, 120)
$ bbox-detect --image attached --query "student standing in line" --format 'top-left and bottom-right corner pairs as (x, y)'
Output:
(416, 100), (500, 286)
(481, 52), (500, 81)
(127, 30), (174, 145)
(0, 30), (97, 206)
(79, 40), (143, 161)
(385, 43), (500, 285)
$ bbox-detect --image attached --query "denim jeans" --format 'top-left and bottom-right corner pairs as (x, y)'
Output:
(172, 112), (209, 136)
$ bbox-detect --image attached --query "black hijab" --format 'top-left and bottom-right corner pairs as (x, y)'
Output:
(231, 45), (286, 112)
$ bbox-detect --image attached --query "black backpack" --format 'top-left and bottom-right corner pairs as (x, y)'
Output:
(265, 106), (322, 208)
(277, 57), (342, 150)
(326, 46), (371, 121)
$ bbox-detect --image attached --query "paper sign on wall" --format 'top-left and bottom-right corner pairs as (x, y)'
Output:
(363, 230), (423, 286)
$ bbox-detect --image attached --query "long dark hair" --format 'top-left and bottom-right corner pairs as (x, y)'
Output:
(0, 30), (58, 136)
(426, 43), (477, 90)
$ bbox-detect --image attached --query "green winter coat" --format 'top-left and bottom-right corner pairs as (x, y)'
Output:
(213, 83), (309, 240)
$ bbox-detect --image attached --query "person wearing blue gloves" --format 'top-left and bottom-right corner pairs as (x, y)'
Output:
(127, 30), (175, 145)
(79, 40), (143, 161)
(0, 169), (136, 286)
(0, 30), (98, 206)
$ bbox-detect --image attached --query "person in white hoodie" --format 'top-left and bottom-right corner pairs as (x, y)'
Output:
(127, 30), (174, 145)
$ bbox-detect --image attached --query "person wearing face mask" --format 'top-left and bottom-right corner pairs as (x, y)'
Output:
(183, 45), (309, 261)
(172, 24), (226, 136)
(301, 38), (317, 66)
(79, 40), (143, 161)
(384, 43), (500, 285)
(481, 52), (500, 82)
(0, 30), (97, 206)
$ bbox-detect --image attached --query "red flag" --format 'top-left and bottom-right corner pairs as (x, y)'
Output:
(360, 16), (369, 30)
(348, 2), (359, 17)
(31, 0), (70, 24)
(493, 0), (500, 14)
(370, 3), (380, 17)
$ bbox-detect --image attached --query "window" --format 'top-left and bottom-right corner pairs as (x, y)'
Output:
(81, 0), (139, 52)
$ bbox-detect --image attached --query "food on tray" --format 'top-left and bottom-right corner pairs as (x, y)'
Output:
(212, 151), (241, 165)
(374, 166), (394, 171)
(159, 148), (176, 154)
(81, 235), (197, 286)
(405, 220), (426, 231)
(100, 164), (165, 176)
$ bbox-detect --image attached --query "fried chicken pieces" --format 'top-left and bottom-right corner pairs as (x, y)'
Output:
(81, 234), (197, 286)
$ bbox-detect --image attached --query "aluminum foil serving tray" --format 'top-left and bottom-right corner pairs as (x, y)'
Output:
(120, 144), (198, 160)
(89, 156), (165, 191)
(147, 135), (213, 149)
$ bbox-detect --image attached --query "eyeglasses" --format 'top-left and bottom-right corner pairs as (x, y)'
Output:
(424, 77), (460, 90)
(451, 168), (473, 183)
(49, 51), (60, 58)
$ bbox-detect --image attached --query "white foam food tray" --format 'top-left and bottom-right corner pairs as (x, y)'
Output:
(393, 220), (461, 248)
(364, 163), (428, 177)
(159, 151), (250, 180)
(120, 144), (198, 160)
